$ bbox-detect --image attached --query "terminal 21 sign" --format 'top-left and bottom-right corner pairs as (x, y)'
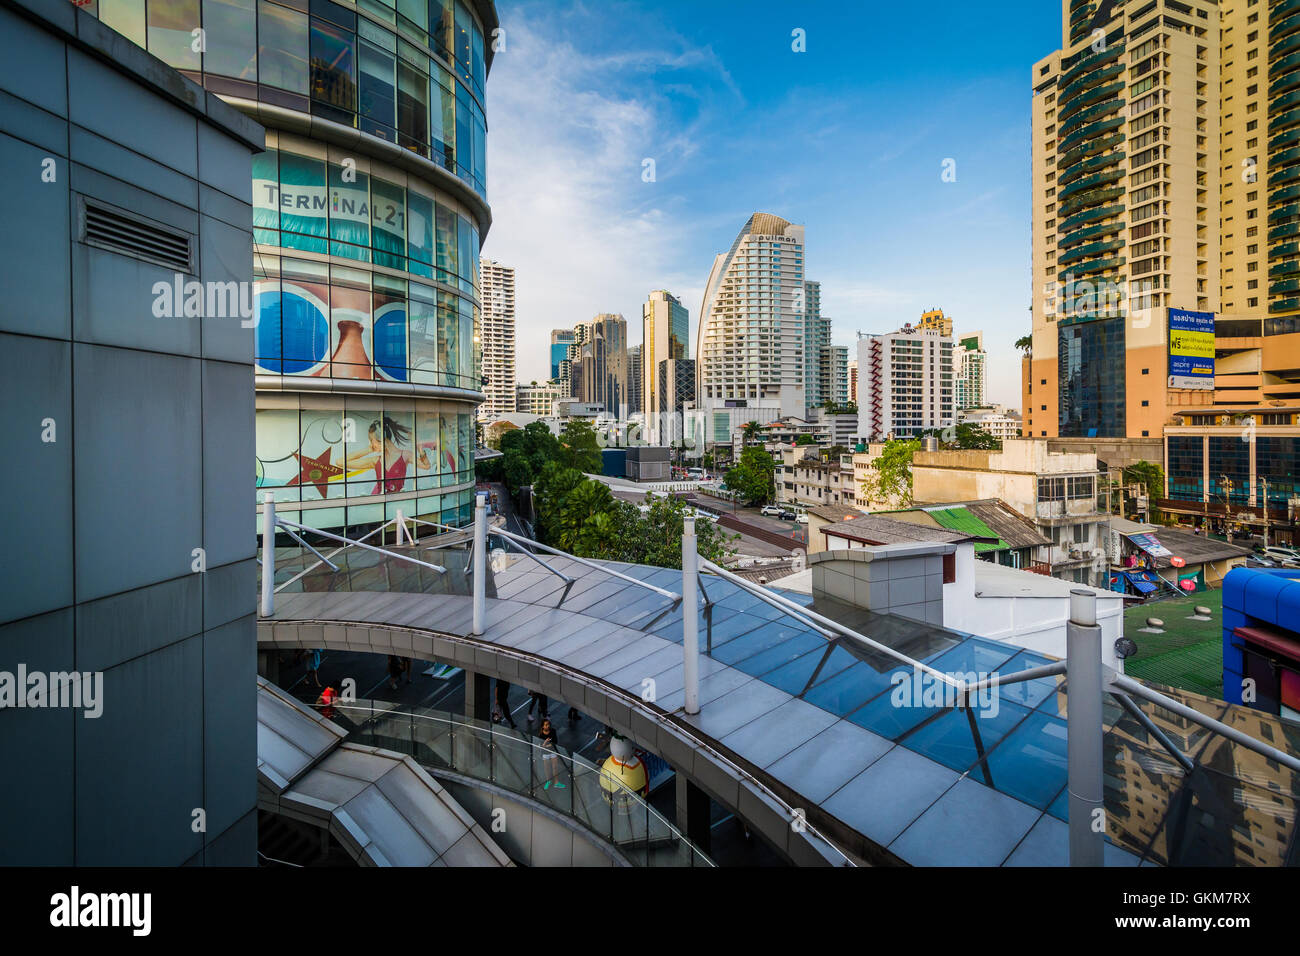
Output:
(1168, 307), (1215, 390)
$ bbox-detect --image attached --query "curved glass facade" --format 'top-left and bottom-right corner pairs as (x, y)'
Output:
(252, 137), (481, 387)
(87, 0), (489, 195)
(256, 395), (475, 526)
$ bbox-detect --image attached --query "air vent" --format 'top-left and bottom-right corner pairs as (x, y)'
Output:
(78, 198), (193, 273)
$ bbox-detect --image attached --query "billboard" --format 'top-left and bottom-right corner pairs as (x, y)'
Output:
(1168, 308), (1215, 390)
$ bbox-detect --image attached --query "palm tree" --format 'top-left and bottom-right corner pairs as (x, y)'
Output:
(1015, 334), (1032, 355)
(741, 421), (763, 445)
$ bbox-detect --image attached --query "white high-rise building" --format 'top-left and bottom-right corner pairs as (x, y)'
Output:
(478, 259), (516, 419)
(696, 212), (806, 443)
(857, 323), (955, 442)
(955, 331), (986, 410)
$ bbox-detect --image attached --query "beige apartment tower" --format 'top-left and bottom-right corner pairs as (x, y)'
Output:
(1028, 0), (1300, 444)
(479, 259), (517, 419)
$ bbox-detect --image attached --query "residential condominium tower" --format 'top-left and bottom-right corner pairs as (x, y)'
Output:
(696, 213), (807, 442)
(479, 259), (516, 419)
(803, 280), (830, 412)
(857, 324), (955, 441)
(956, 331), (987, 409)
(641, 289), (689, 435)
(1025, 0), (1279, 441)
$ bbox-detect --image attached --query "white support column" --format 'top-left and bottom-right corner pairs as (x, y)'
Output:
(472, 492), (487, 636)
(682, 517), (700, 715)
(260, 492), (276, 618)
(1066, 588), (1104, 867)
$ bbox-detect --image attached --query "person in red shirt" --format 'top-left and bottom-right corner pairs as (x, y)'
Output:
(316, 681), (338, 720)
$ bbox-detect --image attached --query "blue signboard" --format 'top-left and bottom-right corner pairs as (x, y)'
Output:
(1168, 308), (1215, 390)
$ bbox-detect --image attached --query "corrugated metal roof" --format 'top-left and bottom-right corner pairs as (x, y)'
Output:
(925, 506), (1005, 554)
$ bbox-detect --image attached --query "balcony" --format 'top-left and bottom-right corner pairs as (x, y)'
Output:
(1271, 10), (1300, 46)
(1268, 200), (1300, 223)
(1270, 277), (1300, 295)
(1270, 220), (1300, 242)
(1060, 218), (1122, 250)
(1060, 202), (1124, 235)
(1269, 52), (1300, 97)
(1058, 184), (1125, 218)
(1060, 39), (1125, 90)
(1059, 133), (1125, 172)
(1058, 116), (1125, 158)
(1057, 166), (1123, 204)
(1058, 238), (1125, 268)
(1059, 148), (1126, 188)
(1059, 63), (1124, 108)
(1071, 255), (1126, 279)
(1059, 95), (1124, 138)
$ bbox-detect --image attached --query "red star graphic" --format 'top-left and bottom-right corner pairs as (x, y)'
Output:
(287, 447), (344, 498)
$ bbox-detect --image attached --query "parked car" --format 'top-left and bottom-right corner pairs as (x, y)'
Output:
(795, 513), (809, 524)
(760, 505), (783, 517)
(1261, 546), (1300, 567)
(779, 509), (797, 521)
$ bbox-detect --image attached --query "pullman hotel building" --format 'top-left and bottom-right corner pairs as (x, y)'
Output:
(85, 0), (497, 534)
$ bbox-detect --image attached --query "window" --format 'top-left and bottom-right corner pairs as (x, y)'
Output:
(202, 0), (256, 79)
(358, 39), (397, 139)
(310, 18), (357, 113)
(258, 0), (309, 95)
(148, 0), (201, 71)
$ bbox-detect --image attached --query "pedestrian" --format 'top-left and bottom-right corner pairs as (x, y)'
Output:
(387, 655), (403, 691)
(494, 679), (516, 728)
(403, 657), (413, 685)
(316, 680), (338, 720)
(527, 691), (548, 724)
(539, 717), (564, 791)
(305, 648), (323, 688)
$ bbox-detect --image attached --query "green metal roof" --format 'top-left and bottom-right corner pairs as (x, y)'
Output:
(924, 506), (1007, 554)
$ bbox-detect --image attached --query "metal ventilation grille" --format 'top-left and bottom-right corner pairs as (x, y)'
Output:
(80, 199), (193, 273)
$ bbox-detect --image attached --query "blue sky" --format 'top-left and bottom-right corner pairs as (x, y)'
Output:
(481, 0), (1064, 408)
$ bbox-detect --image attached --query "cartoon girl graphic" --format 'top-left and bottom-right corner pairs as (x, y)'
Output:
(346, 416), (432, 494)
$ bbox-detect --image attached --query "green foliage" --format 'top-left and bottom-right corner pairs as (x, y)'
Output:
(530, 467), (735, 569)
(495, 420), (562, 495)
(1123, 460), (1165, 498)
(701, 453), (715, 470)
(726, 446), (777, 506)
(794, 434), (816, 446)
(558, 419), (603, 473)
(1015, 334), (1032, 354)
(860, 438), (919, 506)
(740, 421), (763, 444)
(920, 423), (1000, 450)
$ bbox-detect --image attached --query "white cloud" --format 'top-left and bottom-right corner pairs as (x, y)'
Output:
(480, 9), (733, 382)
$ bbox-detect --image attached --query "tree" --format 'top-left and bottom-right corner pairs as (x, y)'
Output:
(1015, 334), (1032, 354)
(1122, 460), (1166, 521)
(795, 434), (816, 446)
(741, 421), (763, 445)
(497, 420), (562, 494)
(952, 423), (1000, 450)
(701, 453), (715, 470)
(559, 419), (602, 474)
(633, 493), (735, 568)
(726, 446), (777, 506)
(532, 463), (587, 544)
(859, 438), (919, 506)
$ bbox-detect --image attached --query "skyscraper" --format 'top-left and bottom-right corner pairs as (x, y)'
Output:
(479, 259), (516, 419)
(696, 212), (806, 443)
(550, 329), (576, 380)
(642, 289), (689, 433)
(1023, 0), (1300, 440)
(803, 280), (830, 413)
(575, 314), (628, 413)
(955, 332), (987, 410)
(627, 344), (643, 416)
(821, 345), (850, 407)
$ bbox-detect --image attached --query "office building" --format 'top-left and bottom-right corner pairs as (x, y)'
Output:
(642, 289), (689, 428)
(550, 328), (576, 380)
(857, 324), (955, 441)
(627, 344), (643, 416)
(574, 314), (628, 414)
(848, 359), (859, 403)
(479, 259), (516, 419)
(696, 212), (807, 443)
